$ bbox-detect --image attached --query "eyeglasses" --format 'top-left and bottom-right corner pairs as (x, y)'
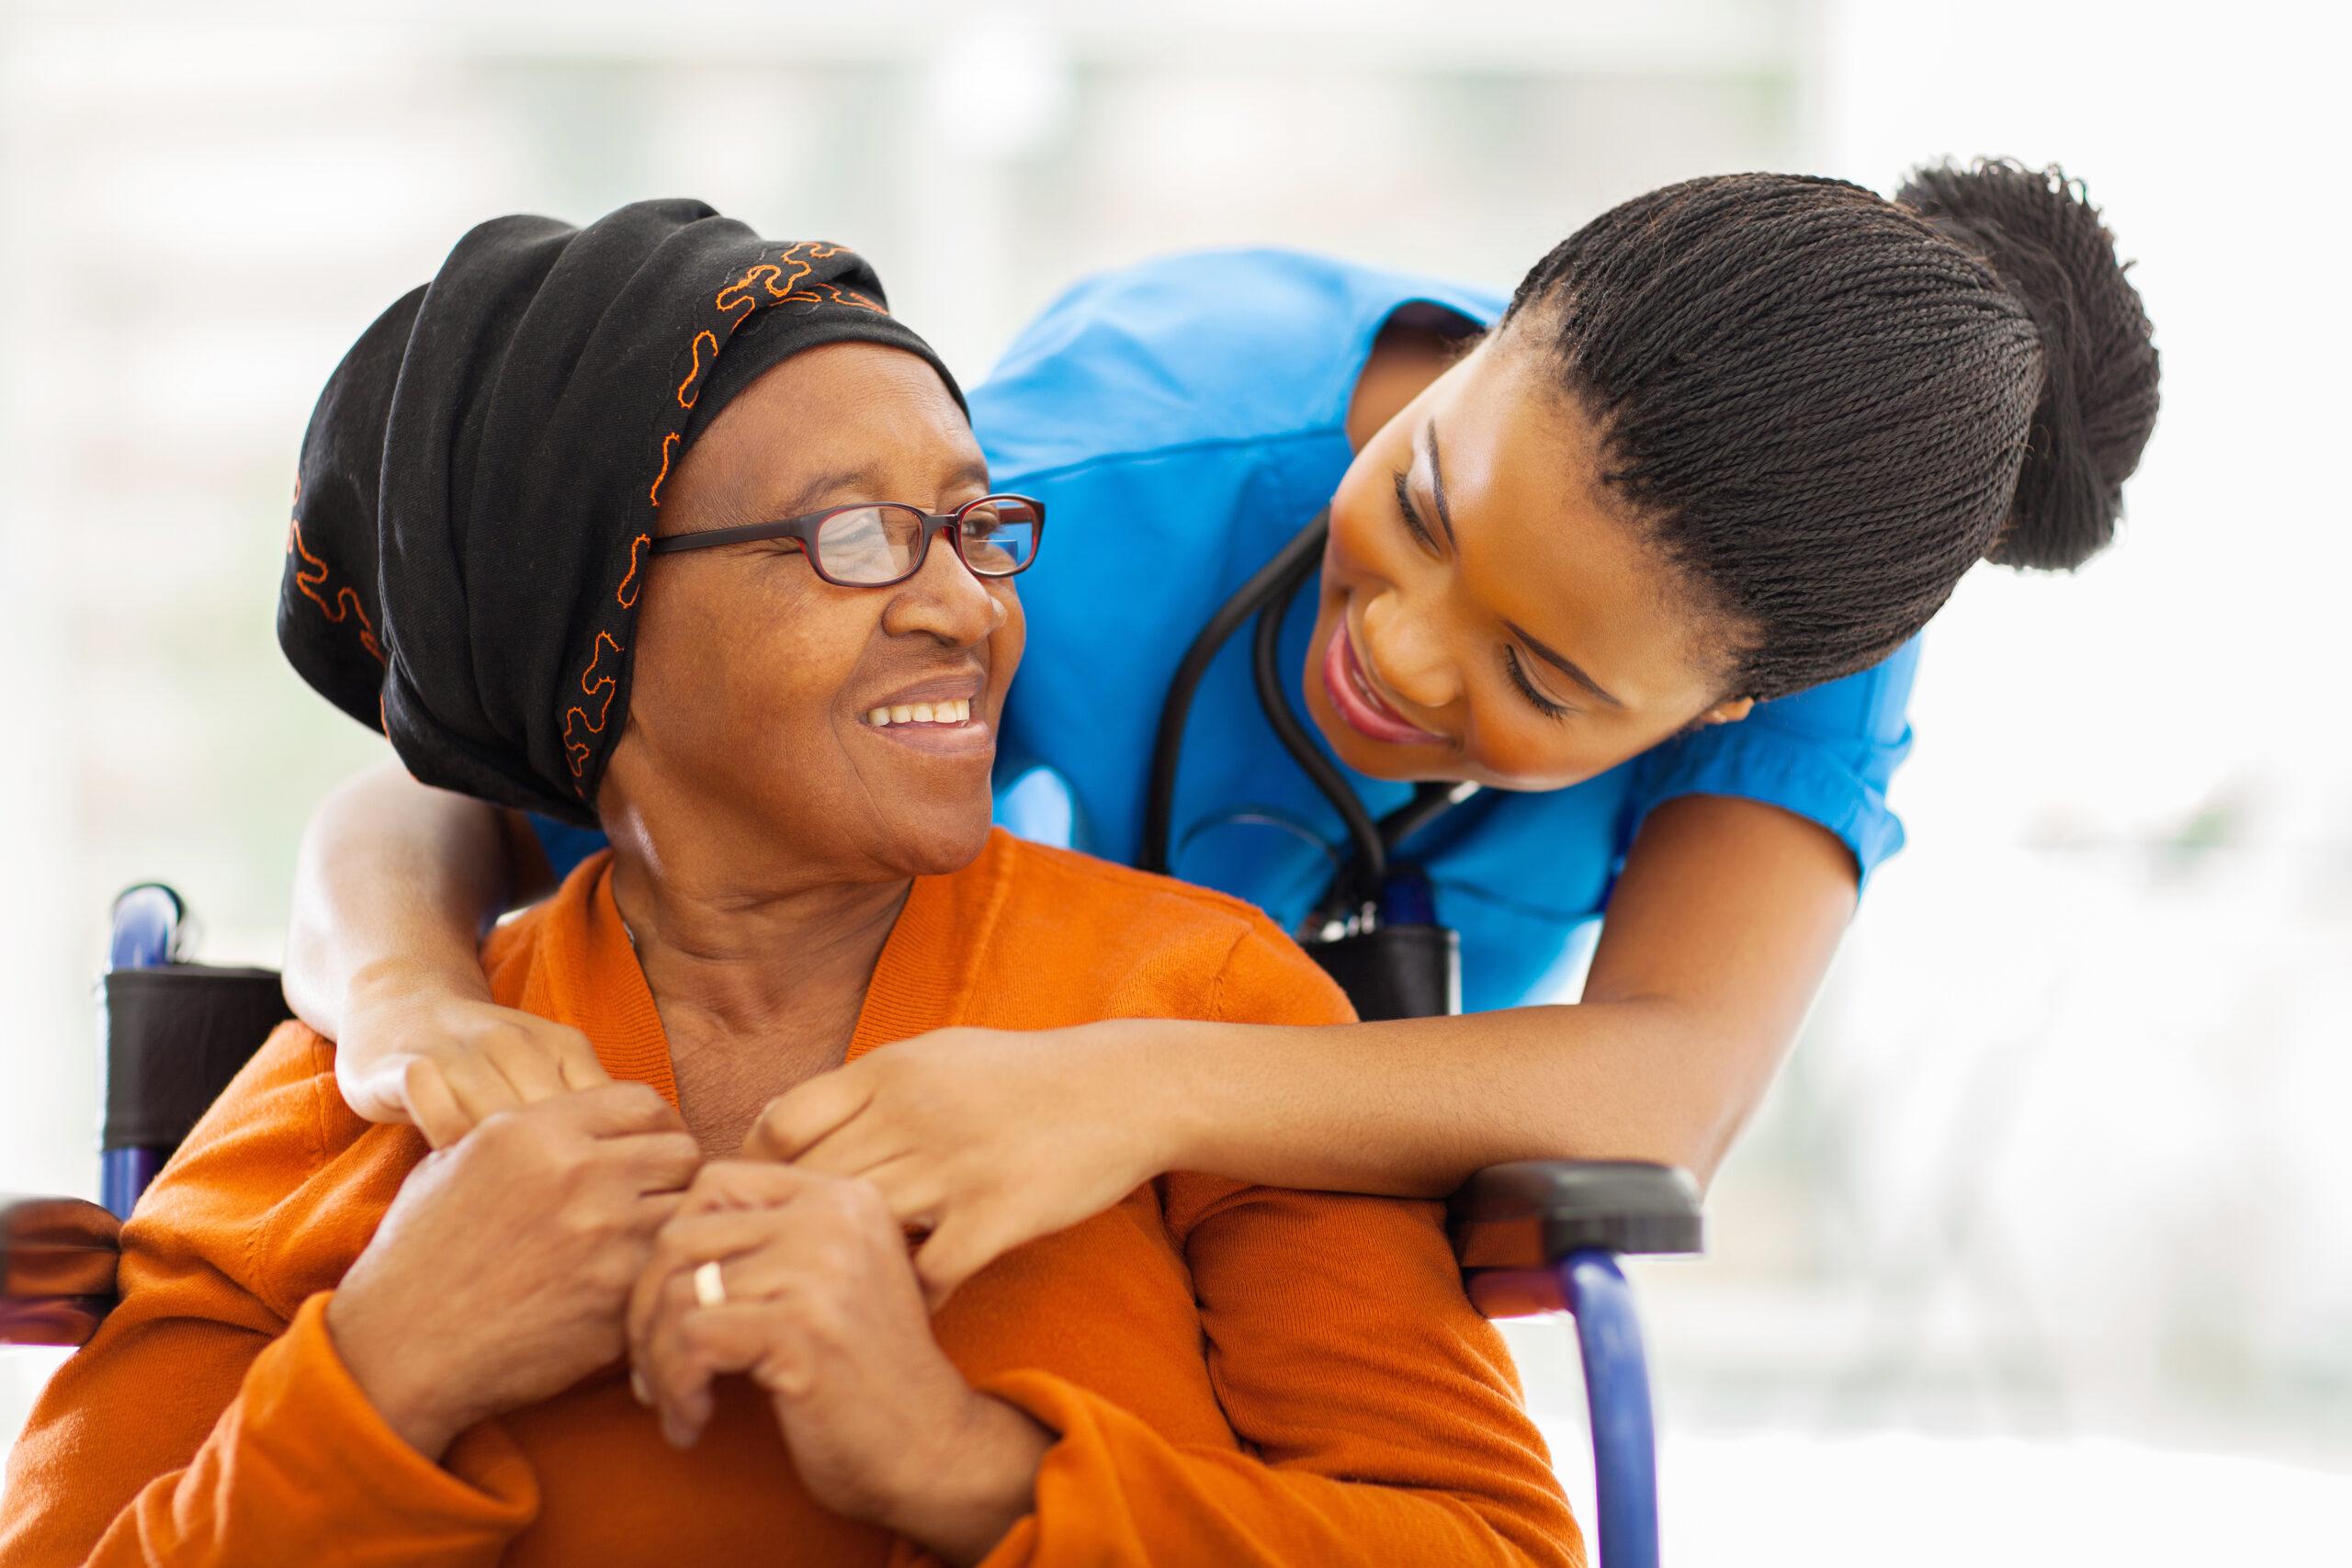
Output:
(649, 493), (1046, 588)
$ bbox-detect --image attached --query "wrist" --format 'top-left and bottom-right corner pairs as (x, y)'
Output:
(346, 951), (493, 1034)
(324, 1290), (469, 1463)
(1106, 1017), (1226, 1175)
(880, 1389), (1052, 1565)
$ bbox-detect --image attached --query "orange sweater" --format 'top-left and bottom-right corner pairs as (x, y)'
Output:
(0, 830), (1580, 1567)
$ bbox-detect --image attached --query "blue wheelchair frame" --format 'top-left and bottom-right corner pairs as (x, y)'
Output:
(4, 885), (1702, 1568)
(98, 885), (185, 1220)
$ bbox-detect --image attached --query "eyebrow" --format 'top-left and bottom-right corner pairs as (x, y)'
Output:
(1422, 422), (1459, 548)
(1506, 620), (1625, 709)
(776, 459), (991, 518)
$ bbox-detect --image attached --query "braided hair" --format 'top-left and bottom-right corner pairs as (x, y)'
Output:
(1500, 159), (2161, 701)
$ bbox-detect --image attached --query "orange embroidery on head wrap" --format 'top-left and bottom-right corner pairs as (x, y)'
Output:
(616, 534), (650, 608)
(714, 242), (850, 323)
(561, 240), (897, 800)
(783, 282), (885, 314)
(288, 513), (385, 665)
(560, 631), (625, 778)
(677, 331), (720, 409)
(650, 432), (680, 506)
(716, 263), (790, 321)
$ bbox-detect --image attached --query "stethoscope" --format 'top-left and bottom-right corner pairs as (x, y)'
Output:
(1141, 512), (1482, 1021)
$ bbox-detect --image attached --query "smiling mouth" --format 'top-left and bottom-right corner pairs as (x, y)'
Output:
(856, 682), (992, 756)
(1321, 620), (1443, 746)
(864, 698), (972, 728)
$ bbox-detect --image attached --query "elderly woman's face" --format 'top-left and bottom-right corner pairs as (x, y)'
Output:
(607, 343), (1021, 883)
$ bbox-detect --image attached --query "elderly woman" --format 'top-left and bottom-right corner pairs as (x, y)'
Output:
(0, 204), (1578, 1567)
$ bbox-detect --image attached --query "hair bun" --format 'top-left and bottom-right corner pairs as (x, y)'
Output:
(1898, 159), (2160, 570)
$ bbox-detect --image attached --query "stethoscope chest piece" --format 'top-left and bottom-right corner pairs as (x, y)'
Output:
(1300, 869), (1464, 1021)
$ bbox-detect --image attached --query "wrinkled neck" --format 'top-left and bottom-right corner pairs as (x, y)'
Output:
(605, 841), (909, 1058)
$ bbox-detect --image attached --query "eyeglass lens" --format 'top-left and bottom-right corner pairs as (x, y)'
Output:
(813, 499), (1041, 584)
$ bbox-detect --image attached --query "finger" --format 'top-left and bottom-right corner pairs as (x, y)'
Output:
(627, 1208), (786, 1352)
(484, 1032), (571, 1108)
(550, 1027), (612, 1094)
(555, 1080), (688, 1139)
(849, 1152), (947, 1232)
(678, 1157), (820, 1217)
(639, 1302), (804, 1448)
(436, 1051), (524, 1135)
(741, 1071), (872, 1162)
(631, 1190), (686, 1235)
(399, 1058), (475, 1151)
(636, 1286), (724, 1448)
(782, 1115), (910, 1181)
(912, 1219), (999, 1314)
(604, 1130), (704, 1196)
(339, 1052), (416, 1127)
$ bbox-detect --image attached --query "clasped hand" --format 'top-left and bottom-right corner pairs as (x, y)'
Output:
(347, 993), (1170, 1312)
(326, 1085), (1044, 1553)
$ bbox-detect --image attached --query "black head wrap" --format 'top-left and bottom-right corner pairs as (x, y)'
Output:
(279, 198), (962, 824)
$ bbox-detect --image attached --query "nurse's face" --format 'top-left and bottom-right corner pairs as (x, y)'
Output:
(1310, 332), (1753, 791)
(606, 342), (1023, 886)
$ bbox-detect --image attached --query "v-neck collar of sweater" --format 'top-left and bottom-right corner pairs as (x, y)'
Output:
(508, 831), (1017, 1109)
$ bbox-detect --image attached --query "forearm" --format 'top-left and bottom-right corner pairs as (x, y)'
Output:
(282, 759), (530, 1038)
(0, 1298), (533, 1568)
(1146, 996), (1767, 1200)
(1148, 794), (1856, 1200)
(963, 1370), (1569, 1567)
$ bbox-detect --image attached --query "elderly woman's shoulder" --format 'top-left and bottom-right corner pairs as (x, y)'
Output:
(115, 1019), (418, 1318)
(974, 831), (1355, 1026)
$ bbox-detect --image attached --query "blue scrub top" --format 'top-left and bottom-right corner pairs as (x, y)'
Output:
(533, 249), (1918, 1011)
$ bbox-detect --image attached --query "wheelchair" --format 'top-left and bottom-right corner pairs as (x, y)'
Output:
(2, 884), (1703, 1568)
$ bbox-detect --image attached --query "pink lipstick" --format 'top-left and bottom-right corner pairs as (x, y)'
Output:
(1320, 621), (1443, 746)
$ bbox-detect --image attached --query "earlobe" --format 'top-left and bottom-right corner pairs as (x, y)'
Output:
(1703, 696), (1756, 727)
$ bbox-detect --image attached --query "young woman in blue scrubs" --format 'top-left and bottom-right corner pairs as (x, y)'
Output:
(282, 161), (2158, 1302)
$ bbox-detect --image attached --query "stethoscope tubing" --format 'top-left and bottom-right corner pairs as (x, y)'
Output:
(1144, 512), (1478, 920)
(1141, 513), (1338, 877)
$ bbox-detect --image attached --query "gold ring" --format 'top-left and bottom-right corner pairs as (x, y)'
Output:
(692, 1258), (728, 1309)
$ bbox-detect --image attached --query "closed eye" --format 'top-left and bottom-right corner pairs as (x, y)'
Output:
(1393, 470), (1441, 555)
(1502, 647), (1575, 722)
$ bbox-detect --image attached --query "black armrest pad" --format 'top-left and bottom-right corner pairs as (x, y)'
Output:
(102, 964), (289, 1150)
(1, 1194), (122, 1348)
(1448, 1159), (1703, 1269)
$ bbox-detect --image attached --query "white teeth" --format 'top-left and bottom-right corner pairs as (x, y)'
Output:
(865, 697), (976, 727)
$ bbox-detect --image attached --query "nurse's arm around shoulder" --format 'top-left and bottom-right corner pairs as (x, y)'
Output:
(288, 758), (1853, 1306)
(758, 792), (1854, 1306)
(285, 758), (610, 1147)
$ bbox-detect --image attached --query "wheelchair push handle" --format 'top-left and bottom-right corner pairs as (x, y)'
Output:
(108, 883), (187, 972)
(98, 882), (293, 1221)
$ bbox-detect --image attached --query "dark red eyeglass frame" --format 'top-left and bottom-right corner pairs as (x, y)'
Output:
(648, 493), (1046, 588)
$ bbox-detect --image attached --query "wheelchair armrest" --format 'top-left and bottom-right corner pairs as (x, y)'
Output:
(1451, 1161), (1702, 1319)
(1, 1194), (123, 1348)
(1449, 1159), (1703, 1269)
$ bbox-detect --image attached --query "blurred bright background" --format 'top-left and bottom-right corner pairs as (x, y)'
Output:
(2, 1), (2345, 1561)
